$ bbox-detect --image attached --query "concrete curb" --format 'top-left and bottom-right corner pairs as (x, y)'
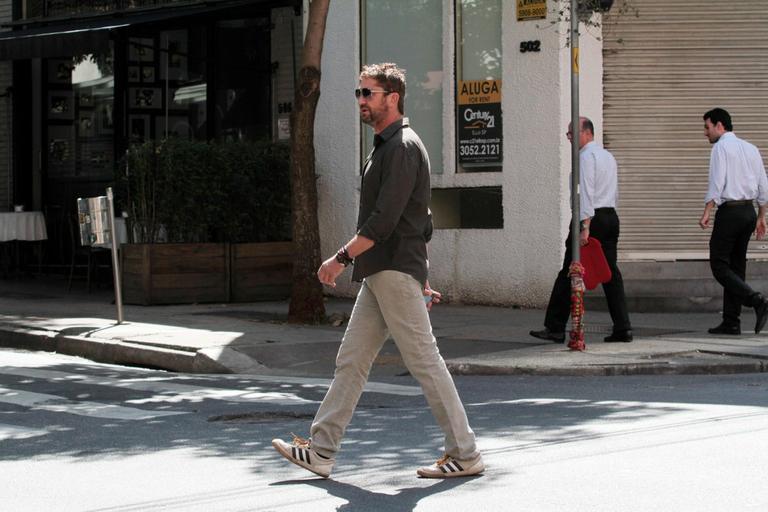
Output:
(446, 359), (768, 377)
(0, 324), (202, 373)
(3, 322), (768, 377)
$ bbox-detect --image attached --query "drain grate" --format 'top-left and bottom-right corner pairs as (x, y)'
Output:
(208, 411), (314, 423)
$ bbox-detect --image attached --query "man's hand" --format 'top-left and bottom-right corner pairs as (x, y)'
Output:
(317, 256), (346, 287)
(699, 202), (715, 229)
(757, 216), (767, 240)
(579, 227), (590, 246)
(699, 210), (711, 229)
(424, 283), (442, 312)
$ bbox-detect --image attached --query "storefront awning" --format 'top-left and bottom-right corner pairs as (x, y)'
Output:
(0, 0), (282, 60)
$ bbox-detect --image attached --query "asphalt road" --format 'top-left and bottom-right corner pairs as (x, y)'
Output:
(2, 348), (767, 512)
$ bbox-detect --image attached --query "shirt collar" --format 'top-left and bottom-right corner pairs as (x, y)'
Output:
(720, 132), (736, 140)
(580, 140), (598, 153)
(375, 117), (409, 146)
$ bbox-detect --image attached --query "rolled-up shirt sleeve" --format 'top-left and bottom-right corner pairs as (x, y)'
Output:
(358, 143), (419, 242)
(705, 143), (727, 205)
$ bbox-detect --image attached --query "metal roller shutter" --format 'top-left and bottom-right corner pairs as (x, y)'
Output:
(603, 0), (768, 260)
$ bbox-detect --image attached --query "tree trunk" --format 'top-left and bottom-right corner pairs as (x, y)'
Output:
(287, 0), (330, 324)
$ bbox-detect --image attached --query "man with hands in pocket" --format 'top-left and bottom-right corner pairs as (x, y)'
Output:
(272, 63), (483, 480)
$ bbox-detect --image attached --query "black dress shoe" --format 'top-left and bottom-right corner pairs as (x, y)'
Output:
(708, 323), (741, 335)
(604, 330), (633, 343)
(529, 328), (565, 344)
(755, 296), (768, 334)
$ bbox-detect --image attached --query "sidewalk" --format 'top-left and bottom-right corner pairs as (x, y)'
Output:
(1, 277), (768, 377)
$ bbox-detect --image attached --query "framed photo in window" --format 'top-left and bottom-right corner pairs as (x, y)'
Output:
(142, 66), (156, 83)
(47, 59), (73, 84)
(47, 125), (75, 176)
(47, 91), (74, 120)
(129, 37), (155, 63)
(128, 66), (141, 83)
(129, 115), (151, 141)
(130, 87), (162, 109)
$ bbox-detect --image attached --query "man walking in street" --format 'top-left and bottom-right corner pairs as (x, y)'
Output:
(530, 117), (633, 344)
(272, 63), (484, 479)
(699, 107), (768, 335)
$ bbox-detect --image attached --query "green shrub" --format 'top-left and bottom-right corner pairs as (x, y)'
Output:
(119, 138), (291, 244)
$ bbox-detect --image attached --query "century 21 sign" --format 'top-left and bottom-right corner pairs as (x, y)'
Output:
(457, 80), (503, 166)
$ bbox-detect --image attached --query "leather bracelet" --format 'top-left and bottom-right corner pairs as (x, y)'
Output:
(335, 247), (353, 266)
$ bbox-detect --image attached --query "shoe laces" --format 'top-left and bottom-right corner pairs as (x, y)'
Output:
(290, 432), (310, 448)
(435, 454), (452, 466)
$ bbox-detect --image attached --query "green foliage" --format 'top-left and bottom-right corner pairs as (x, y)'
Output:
(118, 138), (291, 244)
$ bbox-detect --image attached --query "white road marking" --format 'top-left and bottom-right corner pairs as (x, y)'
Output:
(0, 367), (318, 405)
(0, 387), (188, 420)
(0, 423), (50, 441)
(243, 375), (424, 397)
(0, 366), (423, 401)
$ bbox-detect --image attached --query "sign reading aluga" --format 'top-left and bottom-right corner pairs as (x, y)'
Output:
(517, 0), (547, 21)
(457, 80), (503, 166)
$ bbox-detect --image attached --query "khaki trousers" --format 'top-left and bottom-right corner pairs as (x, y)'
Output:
(310, 270), (479, 461)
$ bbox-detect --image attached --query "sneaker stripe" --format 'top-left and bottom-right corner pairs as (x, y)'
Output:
(453, 461), (464, 472)
(306, 451), (311, 465)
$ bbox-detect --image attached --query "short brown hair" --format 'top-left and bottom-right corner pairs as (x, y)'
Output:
(360, 62), (406, 114)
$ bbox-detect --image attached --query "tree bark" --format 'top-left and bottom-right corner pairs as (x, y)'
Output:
(287, 0), (330, 324)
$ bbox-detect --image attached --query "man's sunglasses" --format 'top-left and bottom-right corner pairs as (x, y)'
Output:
(354, 88), (392, 98)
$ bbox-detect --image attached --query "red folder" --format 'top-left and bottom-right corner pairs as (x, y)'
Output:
(581, 237), (612, 290)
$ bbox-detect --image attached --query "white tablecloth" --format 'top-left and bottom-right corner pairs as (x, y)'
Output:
(0, 212), (48, 241)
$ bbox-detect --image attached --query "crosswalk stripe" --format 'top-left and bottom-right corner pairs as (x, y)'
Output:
(242, 375), (424, 397)
(0, 423), (49, 440)
(0, 367), (318, 405)
(0, 387), (188, 420)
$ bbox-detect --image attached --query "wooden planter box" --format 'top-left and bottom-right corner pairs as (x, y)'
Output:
(121, 242), (293, 305)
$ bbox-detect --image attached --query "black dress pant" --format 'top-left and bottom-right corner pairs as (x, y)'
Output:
(710, 203), (759, 326)
(544, 208), (631, 333)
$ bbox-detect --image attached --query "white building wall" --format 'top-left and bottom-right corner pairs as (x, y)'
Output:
(314, 1), (362, 298)
(315, 1), (604, 306)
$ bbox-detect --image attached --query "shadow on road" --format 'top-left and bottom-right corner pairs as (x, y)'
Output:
(272, 476), (477, 512)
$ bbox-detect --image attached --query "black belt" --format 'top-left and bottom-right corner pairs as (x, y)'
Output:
(721, 200), (754, 207)
(595, 207), (615, 213)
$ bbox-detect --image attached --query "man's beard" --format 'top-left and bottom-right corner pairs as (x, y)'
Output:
(360, 108), (375, 126)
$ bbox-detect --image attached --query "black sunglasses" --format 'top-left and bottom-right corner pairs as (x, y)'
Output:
(354, 87), (392, 98)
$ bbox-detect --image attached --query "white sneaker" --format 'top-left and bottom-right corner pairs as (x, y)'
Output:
(272, 434), (334, 478)
(416, 454), (485, 478)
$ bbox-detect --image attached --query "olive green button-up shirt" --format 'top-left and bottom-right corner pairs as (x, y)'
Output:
(352, 117), (433, 287)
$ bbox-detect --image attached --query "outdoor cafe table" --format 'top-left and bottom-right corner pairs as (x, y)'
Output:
(0, 211), (47, 242)
(0, 211), (47, 275)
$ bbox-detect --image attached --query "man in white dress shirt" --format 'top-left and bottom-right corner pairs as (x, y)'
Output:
(699, 108), (768, 335)
(531, 117), (632, 344)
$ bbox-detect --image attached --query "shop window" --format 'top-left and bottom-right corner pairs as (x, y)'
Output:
(431, 186), (503, 229)
(46, 50), (114, 182)
(455, 0), (502, 173)
(362, 0), (444, 173)
(214, 18), (272, 141)
(126, 27), (207, 143)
